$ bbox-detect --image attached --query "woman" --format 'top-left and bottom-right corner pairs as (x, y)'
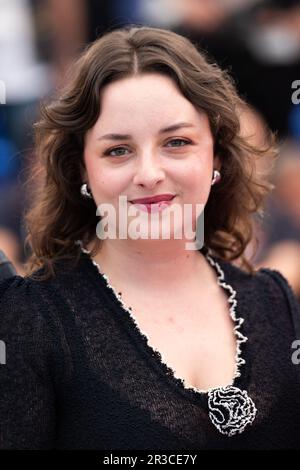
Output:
(0, 26), (300, 450)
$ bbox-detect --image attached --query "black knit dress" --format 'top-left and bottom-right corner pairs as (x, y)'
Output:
(0, 250), (300, 449)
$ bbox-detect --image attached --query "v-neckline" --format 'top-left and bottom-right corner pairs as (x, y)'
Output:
(79, 244), (251, 406)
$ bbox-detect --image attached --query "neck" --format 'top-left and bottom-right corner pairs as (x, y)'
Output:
(86, 238), (208, 290)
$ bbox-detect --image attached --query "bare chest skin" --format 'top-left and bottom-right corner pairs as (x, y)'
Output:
(113, 279), (237, 391)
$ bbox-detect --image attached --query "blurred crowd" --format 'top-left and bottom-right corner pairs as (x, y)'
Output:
(0, 0), (300, 299)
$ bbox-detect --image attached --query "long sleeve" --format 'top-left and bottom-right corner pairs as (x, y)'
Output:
(0, 276), (57, 449)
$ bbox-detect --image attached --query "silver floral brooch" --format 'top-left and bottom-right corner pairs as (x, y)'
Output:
(207, 385), (257, 437)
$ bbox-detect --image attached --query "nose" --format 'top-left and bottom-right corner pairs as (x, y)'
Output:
(132, 152), (165, 188)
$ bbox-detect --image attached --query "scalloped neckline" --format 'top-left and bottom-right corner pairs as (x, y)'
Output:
(78, 242), (249, 403)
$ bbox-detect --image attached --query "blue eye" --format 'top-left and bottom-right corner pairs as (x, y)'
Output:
(166, 139), (191, 147)
(103, 138), (191, 158)
(104, 147), (130, 157)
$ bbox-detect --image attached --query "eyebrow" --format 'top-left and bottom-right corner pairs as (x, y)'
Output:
(97, 122), (196, 141)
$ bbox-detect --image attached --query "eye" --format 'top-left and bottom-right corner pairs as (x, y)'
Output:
(103, 146), (130, 157)
(165, 138), (191, 148)
(103, 138), (191, 157)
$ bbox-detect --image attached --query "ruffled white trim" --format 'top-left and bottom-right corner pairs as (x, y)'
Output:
(205, 255), (248, 381)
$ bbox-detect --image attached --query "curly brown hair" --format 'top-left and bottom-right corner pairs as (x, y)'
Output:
(24, 25), (277, 280)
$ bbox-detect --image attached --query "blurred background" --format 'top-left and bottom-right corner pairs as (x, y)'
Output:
(0, 0), (300, 300)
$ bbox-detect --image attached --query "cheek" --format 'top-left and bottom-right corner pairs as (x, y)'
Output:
(179, 160), (212, 200)
(92, 173), (123, 200)
(86, 161), (130, 203)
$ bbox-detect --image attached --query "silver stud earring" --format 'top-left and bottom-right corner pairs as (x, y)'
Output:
(80, 183), (93, 198)
(211, 170), (221, 186)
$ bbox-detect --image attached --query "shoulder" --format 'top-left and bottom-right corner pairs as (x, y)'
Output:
(250, 265), (299, 316)
(0, 274), (45, 315)
(214, 255), (298, 304)
(0, 272), (55, 315)
(254, 267), (300, 335)
(254, 267), (298, 302)
(215, 256), (300, 332)
(0, 274), (55, 343)
(0, 267), (73, 358)
(0, 253), (97, 333)
(0, 253), (89, 302)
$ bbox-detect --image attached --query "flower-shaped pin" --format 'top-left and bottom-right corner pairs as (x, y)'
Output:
(207, 385), (257, 437)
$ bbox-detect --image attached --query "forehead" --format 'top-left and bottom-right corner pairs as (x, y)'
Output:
(96, 73), (205, 129)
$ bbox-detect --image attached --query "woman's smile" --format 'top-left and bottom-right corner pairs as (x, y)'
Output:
(130, 198), (175, 214)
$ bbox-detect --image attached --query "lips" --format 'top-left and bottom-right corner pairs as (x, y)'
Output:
(130, 194), (175, 204)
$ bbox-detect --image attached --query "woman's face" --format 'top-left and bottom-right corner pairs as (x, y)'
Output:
(83, 73), (219, 241)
